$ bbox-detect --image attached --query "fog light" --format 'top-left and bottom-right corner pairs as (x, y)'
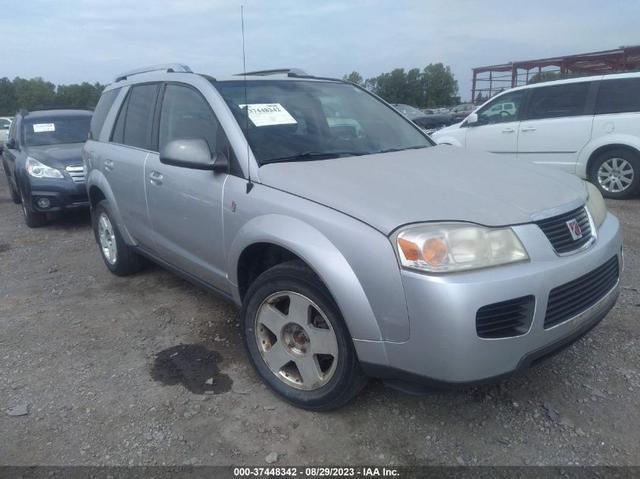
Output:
(37, 197), (51, 209)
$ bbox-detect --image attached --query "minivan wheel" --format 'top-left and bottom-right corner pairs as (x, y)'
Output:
(241, 260), (367, 411)
(589, 149), (640, 199)
(20, 191), (47, 228)
(92, 200), (144, 276)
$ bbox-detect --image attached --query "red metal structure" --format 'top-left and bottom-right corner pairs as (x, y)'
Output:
(471, 46), (640, 103)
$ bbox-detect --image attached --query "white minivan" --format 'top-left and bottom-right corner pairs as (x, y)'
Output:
(433, 72), (640, 198)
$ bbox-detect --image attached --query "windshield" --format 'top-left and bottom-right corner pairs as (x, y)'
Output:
(23, 116), (91, 146)
(214, 80), (432, 165)
(393, 104), (425, 119)
(0, 119), (11, 130)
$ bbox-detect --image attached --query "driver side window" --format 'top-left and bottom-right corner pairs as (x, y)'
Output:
(476, 90), (525, 125)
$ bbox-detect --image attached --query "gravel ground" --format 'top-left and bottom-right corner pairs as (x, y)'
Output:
(1, 167), (639, 467)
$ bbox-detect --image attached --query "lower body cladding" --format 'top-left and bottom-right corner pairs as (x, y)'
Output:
(27, 180), (89, 213)
(355, 212), (623, 386)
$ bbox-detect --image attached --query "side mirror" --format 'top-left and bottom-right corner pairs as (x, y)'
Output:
(6, 138), (16, 149)
(466, 113), (479, 126)
(160, 138), (228, 173)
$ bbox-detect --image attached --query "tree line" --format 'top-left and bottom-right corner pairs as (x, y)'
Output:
(0, 77), (105, 116)
(343, 63), (459, 108)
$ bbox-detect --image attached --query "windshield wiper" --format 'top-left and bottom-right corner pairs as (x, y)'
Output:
(375, 145), (430, 154)
(261, 151), (368, 165)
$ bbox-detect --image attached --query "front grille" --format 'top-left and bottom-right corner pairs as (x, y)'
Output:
(65, 165), (85, 183)
(536, 207), (592, 254)
(544, 256), (619, 329)
(476, 295), (535, 338)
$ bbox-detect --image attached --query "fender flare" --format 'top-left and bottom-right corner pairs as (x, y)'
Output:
(227, 214), (384, 341)
(86, 169), (137, 245)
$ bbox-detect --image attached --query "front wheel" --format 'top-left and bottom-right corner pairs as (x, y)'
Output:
(241, 260), (367, 411)
(589, 149), (640, 199)
(20, 191), (46, 228)
(2, 161), (20, 204)
(92, 200), (144, 276)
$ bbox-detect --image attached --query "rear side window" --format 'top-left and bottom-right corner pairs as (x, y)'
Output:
(90, 88), (120, 140)
(526, 82), (590, 120)
(596, 78), (640, 114)
(111, 83), (159, 150)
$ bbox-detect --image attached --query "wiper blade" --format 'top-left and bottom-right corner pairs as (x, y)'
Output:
(261, 151), (367, 165)
(375, 145), (430, 154)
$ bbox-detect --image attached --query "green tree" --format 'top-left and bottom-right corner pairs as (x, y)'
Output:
(528, 71), (561, 84)
(0, 78), (17, 115)
(342, 71), (364, 85)
(13, 77), (56, 111)
(422, 63), (458, 107)
(55, 82), (105, 109)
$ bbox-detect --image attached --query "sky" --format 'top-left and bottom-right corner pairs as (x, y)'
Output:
(1, 0), (639, 100)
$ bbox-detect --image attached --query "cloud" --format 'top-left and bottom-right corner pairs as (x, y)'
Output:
(2, 0), (638, 100)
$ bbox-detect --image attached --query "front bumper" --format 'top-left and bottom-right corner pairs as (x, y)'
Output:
(27, 177), (88, 212)
(356, 212), (622, 385)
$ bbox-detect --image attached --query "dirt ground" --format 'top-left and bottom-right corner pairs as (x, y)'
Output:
(1, 167), (639, 467)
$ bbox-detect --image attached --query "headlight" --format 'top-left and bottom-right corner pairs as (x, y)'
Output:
(26, 157), (64, 179)
(585, 181), (607, 229)
(394, 223), (529, 273)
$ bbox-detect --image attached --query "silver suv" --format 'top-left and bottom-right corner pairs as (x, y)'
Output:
(84, 64), (623, 410)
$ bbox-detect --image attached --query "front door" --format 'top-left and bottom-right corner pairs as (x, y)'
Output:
(145, 83), (231, 292)
(464, 89), (527, 159)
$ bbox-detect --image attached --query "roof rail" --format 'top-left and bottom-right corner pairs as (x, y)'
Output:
(114, 63), (193, 82)
(235, 68), (310, 77)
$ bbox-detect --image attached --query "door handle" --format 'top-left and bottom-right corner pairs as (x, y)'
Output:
(104, 159), (114, 171)
(521, 126), (536, 132)
(502, 127), (515, 133)
(149, 170), (163, 185)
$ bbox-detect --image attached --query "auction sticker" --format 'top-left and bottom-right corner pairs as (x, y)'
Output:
(241, 103), (297, 127)
(33, 123), (56, 133)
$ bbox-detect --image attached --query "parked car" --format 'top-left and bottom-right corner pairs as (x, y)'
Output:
(0, 116), (12, 151)
(433, 72), (640, 198)
(84, 64), (621, 410)
(449, 103), (476, 121)
(2, 109), (92, 227)
(392, 103), (454, 134)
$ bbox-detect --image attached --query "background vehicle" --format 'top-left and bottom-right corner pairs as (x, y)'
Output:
(433, 72), (640, 198)
(0, 117), (12, 151)
(2, 109), (92, 227)
(449, 103), (476, 121)
(84, 64), (620, 411)
(392, 103), (454, 134)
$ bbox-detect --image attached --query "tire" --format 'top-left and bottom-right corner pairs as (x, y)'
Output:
(241, 260), (368, 411)
(20, 190), (47, 228)
(92, 200), (144, 276)
(588, 148), (640, 199)
(2, 161), (20, 204)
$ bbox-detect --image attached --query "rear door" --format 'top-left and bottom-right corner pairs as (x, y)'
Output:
(464, 89), (527, 158)
(144, 82), (232, 291)
(517, 81), (594, 173)
(105, 83), (160, 247)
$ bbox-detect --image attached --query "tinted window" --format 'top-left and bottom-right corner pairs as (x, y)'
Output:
(596, 78), (640, 114)
(22, 116), (91, 146)
(476, 90), (526, 125)
(159, 84), (220, 154)
(526, 82), (589, 120)
(90, 88), (120, 140)
(214, 80), (432, 165)
(112, 84), (158, 150)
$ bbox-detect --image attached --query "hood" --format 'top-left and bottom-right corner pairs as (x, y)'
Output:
(432, 122), (463, 136)
(258, 146), (587, 234)
(25, 143), (84, 169)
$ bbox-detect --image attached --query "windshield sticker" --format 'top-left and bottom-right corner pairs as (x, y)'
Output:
(240, 103), (297, 127)
(33, 123), (56, 133)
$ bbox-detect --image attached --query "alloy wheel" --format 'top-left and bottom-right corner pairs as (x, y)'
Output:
(597, 157), (635, 193)
(255, 291), (339, 390)
(98, 212), (118, 265)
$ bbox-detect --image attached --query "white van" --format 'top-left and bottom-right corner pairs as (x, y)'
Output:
(433, 72), (640, 198)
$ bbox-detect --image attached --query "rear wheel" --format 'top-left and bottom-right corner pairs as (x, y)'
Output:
(589, 148), (640, 199)
(20, 191), (46, 228)
(92, 200), (144, 276)
(241, 260), (367, 411)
